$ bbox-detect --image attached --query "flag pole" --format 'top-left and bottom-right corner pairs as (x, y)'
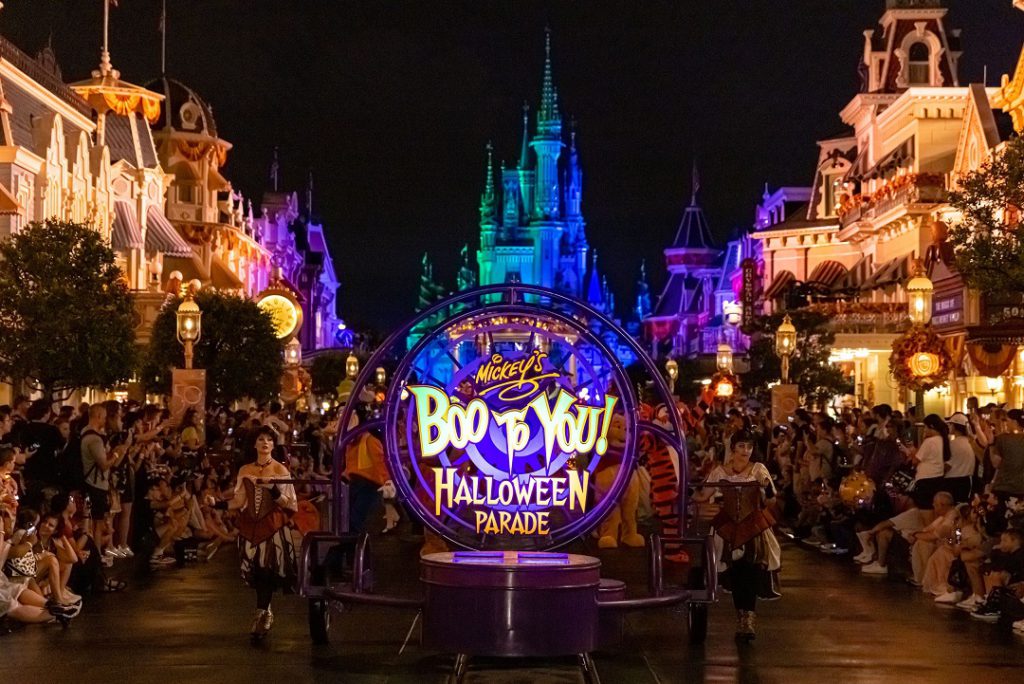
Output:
(160, 0), (167, 75)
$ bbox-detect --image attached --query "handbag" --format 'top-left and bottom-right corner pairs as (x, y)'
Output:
(947, 557), (968, 590)
(884, 463), (915, 495)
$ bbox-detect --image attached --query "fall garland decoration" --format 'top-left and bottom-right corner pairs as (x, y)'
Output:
(889, 325), (954, 391)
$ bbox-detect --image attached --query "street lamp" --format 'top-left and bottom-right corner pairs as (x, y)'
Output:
(907, 262), (933, 326)
(285, 338), (302, 367)
(775, 314), (796, 384)
(717, 342), (734, 372)
(665, 358), (678, 394)
(346, 353), (360, 379)
(375, 366), (387, 386)
(176, 292), (202, 370)
(906, 263), (934, 422)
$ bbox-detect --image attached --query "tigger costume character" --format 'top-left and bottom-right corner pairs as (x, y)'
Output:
(639, 402), (687, 563)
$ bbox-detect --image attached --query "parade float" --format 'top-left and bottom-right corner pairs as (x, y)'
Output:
(299, 285), (716, 682)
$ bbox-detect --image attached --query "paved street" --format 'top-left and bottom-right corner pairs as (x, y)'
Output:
(6, 533), (1024, 684)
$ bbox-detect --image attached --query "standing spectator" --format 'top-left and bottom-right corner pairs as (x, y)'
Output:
(18, 399), (64, 500)
(1, 447), (18, 536)
(80, 404), (126, 558)
(991, 409), (1024, 500)
(263, 401), (289, 446)
(944, 414), (978, 503)
(906, 415), (950, 521)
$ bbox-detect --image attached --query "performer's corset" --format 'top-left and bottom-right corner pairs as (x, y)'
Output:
(238, 477), (290, 545)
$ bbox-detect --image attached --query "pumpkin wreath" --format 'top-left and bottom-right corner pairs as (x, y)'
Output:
(889, 325), (953, 392)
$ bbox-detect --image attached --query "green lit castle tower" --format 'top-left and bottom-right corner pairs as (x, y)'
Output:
(477, 31), (590, 298)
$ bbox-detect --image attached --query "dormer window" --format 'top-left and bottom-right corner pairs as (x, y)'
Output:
(908, 43), (930, 85)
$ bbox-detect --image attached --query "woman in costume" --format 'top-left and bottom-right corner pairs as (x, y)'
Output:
(694, 429), (780, 641)
(216, 426), (297, 640)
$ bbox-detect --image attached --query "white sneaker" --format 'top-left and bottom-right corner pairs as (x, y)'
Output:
(956, 595), (984, 611)
(855, 531), (876, 559)
(63, 590), (82, 603)
(119, 546), (134, 558)
(861, 561), (888, 575)
(934, 591), (962, 604)
(853, 552), (873, 564)
(104, 547), (121, 558)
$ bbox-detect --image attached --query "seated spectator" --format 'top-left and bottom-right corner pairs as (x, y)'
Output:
(924, 503), (982, 601)
(971, 528), (1024, 622)
(859, 492), (955, 576)
(1, 446), (18, 537)
(3, 508), (79, 607)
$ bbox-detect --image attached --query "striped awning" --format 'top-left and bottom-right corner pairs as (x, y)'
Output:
(145, 206), (194, 257)
(833, 255), (872, 292)
(763, 270), (796, 300)
(112, 200), (143, 251)
(807, 260), (848, 287)
(864, 255), (912, 290)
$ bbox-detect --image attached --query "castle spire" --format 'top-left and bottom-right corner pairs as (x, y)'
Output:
(537, 28), (561, 133)
(270, 147), (280, 191)
(479, 141), (496, 222)
(690, 159), (701, 207)
(519, 102), (531, 170)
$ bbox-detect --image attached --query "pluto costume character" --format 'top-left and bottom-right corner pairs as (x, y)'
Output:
(594, 413), (644, 548)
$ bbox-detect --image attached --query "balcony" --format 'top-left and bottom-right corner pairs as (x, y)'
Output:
(803, 302), (909, 334)
(838, 173), (946, 227)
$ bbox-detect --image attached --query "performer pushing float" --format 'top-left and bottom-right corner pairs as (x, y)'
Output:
(215, 426), (297, 641)
(693, 429), (781, 641)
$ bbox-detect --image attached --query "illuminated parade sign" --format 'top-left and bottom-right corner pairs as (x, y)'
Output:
(383, 301), (641, 550)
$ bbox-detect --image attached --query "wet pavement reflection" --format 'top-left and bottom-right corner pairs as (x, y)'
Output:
(5, 535), (1024, 683)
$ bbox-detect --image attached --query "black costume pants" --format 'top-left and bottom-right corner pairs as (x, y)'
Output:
(730, 557), (758, 612)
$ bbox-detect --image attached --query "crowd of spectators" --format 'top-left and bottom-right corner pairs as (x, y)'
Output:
(680, 398), (1024, 633)
(1, 396), (336, 632)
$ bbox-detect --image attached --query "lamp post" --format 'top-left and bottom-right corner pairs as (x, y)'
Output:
(665, 358), (678, 395)
(775, 314), (796, 384)
(176, 292), (202, 370)
(717, 342), (734, 373)
(906, 263), (934, 420)
(285, 338), (302, 367)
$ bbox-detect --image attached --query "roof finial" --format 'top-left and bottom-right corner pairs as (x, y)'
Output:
(270, 146), (280, 191)
(690, 159), (701, 207)
(570, 116), (577, 151)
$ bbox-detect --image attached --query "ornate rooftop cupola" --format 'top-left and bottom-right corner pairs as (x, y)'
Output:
(860, 0), (962, 93)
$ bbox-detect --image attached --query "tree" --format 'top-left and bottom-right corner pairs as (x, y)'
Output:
(0, 219), (136, 400)
(740, 310), (852, 409)
(142, 289), (282, 404)
(310, 351), (348, 397)
(947, 135), (1024, 294)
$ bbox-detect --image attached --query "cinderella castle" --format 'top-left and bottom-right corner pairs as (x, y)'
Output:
(475, 31), (590, 297)
(418, 31), (624, 316)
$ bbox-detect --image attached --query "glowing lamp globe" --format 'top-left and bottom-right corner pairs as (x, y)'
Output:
(284, 338), (302, 367)
(715, 378), (734, 398)
(906, 267), (933, 325)
(375, 366), (387, 386)
(665, 358), (679, 381)
(346, 354), (360, 379)
(175, 297), (202, 344)
(716, 343), (734, 372)
(775, 314), (796, 357)
(723, 301), (743, 327)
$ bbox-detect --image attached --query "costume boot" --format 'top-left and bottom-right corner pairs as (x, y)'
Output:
(251, 608), (274, 639)
(735, 610), (756, 641)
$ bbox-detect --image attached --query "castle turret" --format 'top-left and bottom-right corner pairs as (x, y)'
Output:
(478, 143), (497, 287)
(517, 103), (535, 226)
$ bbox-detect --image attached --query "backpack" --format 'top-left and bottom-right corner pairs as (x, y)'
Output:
(58, 428), (100, 492)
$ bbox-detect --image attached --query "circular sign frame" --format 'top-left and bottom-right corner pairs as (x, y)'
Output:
(331, 285), (687, 552)
(256, 290), (303, 340)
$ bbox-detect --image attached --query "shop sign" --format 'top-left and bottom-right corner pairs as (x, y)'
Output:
(932, 292), (963, 330)
(740, 258), (757, 334)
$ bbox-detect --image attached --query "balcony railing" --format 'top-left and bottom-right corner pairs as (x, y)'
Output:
(802, 302), (909, 334)
(838, 174), (946, 226)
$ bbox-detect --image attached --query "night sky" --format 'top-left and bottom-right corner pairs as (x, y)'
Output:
(1, 1), (1022, 331)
